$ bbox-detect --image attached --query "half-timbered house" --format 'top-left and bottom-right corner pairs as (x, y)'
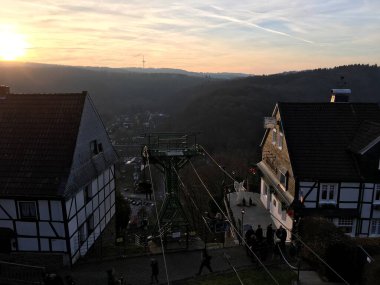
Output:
(257, 96), (380, 238)
(0, 86), (118, 265)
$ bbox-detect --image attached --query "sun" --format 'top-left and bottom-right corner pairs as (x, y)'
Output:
(0, 27), (28, 60)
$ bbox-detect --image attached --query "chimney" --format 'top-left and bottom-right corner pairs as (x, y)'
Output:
(330, 88), (351, 103)
(0, 85), (10, 96)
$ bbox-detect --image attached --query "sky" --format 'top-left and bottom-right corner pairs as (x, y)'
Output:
(1, 0), (379, 74)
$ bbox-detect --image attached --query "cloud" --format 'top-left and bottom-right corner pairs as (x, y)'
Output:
(2, 0), (379, 73)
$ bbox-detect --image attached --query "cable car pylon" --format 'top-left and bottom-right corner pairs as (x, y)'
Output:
(142, 133), (201, 249)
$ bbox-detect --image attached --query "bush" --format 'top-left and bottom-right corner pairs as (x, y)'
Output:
(298, 217), (366, 284)
(356, 237), (380, 255)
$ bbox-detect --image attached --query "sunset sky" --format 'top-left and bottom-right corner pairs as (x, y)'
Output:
(1, 0), (379, 74)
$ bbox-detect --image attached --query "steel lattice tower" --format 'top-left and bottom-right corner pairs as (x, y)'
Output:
(142, 133), (200, 248)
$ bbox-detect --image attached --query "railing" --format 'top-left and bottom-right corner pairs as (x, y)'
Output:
(0, 260), (46, 284)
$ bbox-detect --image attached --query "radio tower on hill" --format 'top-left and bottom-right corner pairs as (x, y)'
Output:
(142, 55), (146, 69)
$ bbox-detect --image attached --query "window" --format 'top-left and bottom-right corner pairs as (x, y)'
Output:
(337, 218), (353, 234)
(320, 183), (337, 204)
(374, 184), (380, 202)
(84, 184), (92, 204)
(279, 169), (288, 189)
(90, 140), (103, 155)
(18, 201), (37, 220)
(272, 129), (277, 145)
(371, 219), (380, 235)
(87, 214), (94, 234)
(277, 132), (283, 149)
(78, 224), (86, 244)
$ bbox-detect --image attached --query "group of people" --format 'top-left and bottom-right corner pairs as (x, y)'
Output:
(244, 223), (288, 261)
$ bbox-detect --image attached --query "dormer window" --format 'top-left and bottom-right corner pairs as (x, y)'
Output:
(90, 140), (103, 155)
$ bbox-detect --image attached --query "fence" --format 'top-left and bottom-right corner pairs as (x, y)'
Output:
(0, 260), (46, 284)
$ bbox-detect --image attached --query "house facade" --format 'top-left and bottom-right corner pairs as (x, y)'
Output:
(0, 86), (118, 265)
(257, 99), (380, 238)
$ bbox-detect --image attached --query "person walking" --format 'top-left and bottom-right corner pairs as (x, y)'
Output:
(245, 225), (255, 256)
(150, 258), (159, 284)
(276, 225), (287, 251)
(197, 248), (213, 275)
(266, 224), (274, 245)
(255, 225), (263, 243)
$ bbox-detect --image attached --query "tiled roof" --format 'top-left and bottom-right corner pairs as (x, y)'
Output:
(348, 121), (380, 153)
(278, 102), (380, 181)
(0, 92), (86, 197)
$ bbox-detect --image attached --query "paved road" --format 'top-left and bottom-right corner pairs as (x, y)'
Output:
(60, 246), (255, 285)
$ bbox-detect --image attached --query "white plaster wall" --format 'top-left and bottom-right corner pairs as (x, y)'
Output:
(373, 210), (380, 219)
(105, 196), (111, 212)
(39, 222), (57, 237)
(339, 189), (359, 201)
(341, 182), (360, 188)
(40, 238), (50, 251)
(51, 222), (65, 237)
(77, 207), (86, 226)
(303, 202), (316, 208)
(0, 220), (13, 230)
(66, 198), (76, 219)
(100, 217), (105, 231)
(110, 179), (115, 191)
(93, 194), (99, 209)
(361, 204), (372, 218)
(16, 221), (37, 236)
(18, 238), (38, 251)
(86, 203), (93, 217)
(111, 204), (115, 217)
(76, 190), (84, 210)
(99, 202), (105, 218)
(270, 197), (292, 241)
(339, 203), (357, 209)
(98, 172), (104, 189)
(111, 191), (115, 206)
(362, 220), (370, 234)
(94, 208), (100, 225)
(38, 201), (50, 220)
(50, 201), (63, 221)
(260, 179), (268, 209)
(92, 179), (98, 193)
(299, 182), (315, 187)
(68, 217), (78, 237)
(51, 239), (66, 251)
(363, 188), (373, 202)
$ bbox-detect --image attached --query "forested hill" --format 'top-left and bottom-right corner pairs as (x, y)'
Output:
(1, 62), (379, 163)
(0, 62), (214, 120)
(171, 64), (380, 161)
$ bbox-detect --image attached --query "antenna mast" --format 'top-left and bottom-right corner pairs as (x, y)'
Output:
(142, 55), (146, 69)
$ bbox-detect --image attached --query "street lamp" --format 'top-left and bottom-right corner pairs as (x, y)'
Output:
(241, 209), (245, 236)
